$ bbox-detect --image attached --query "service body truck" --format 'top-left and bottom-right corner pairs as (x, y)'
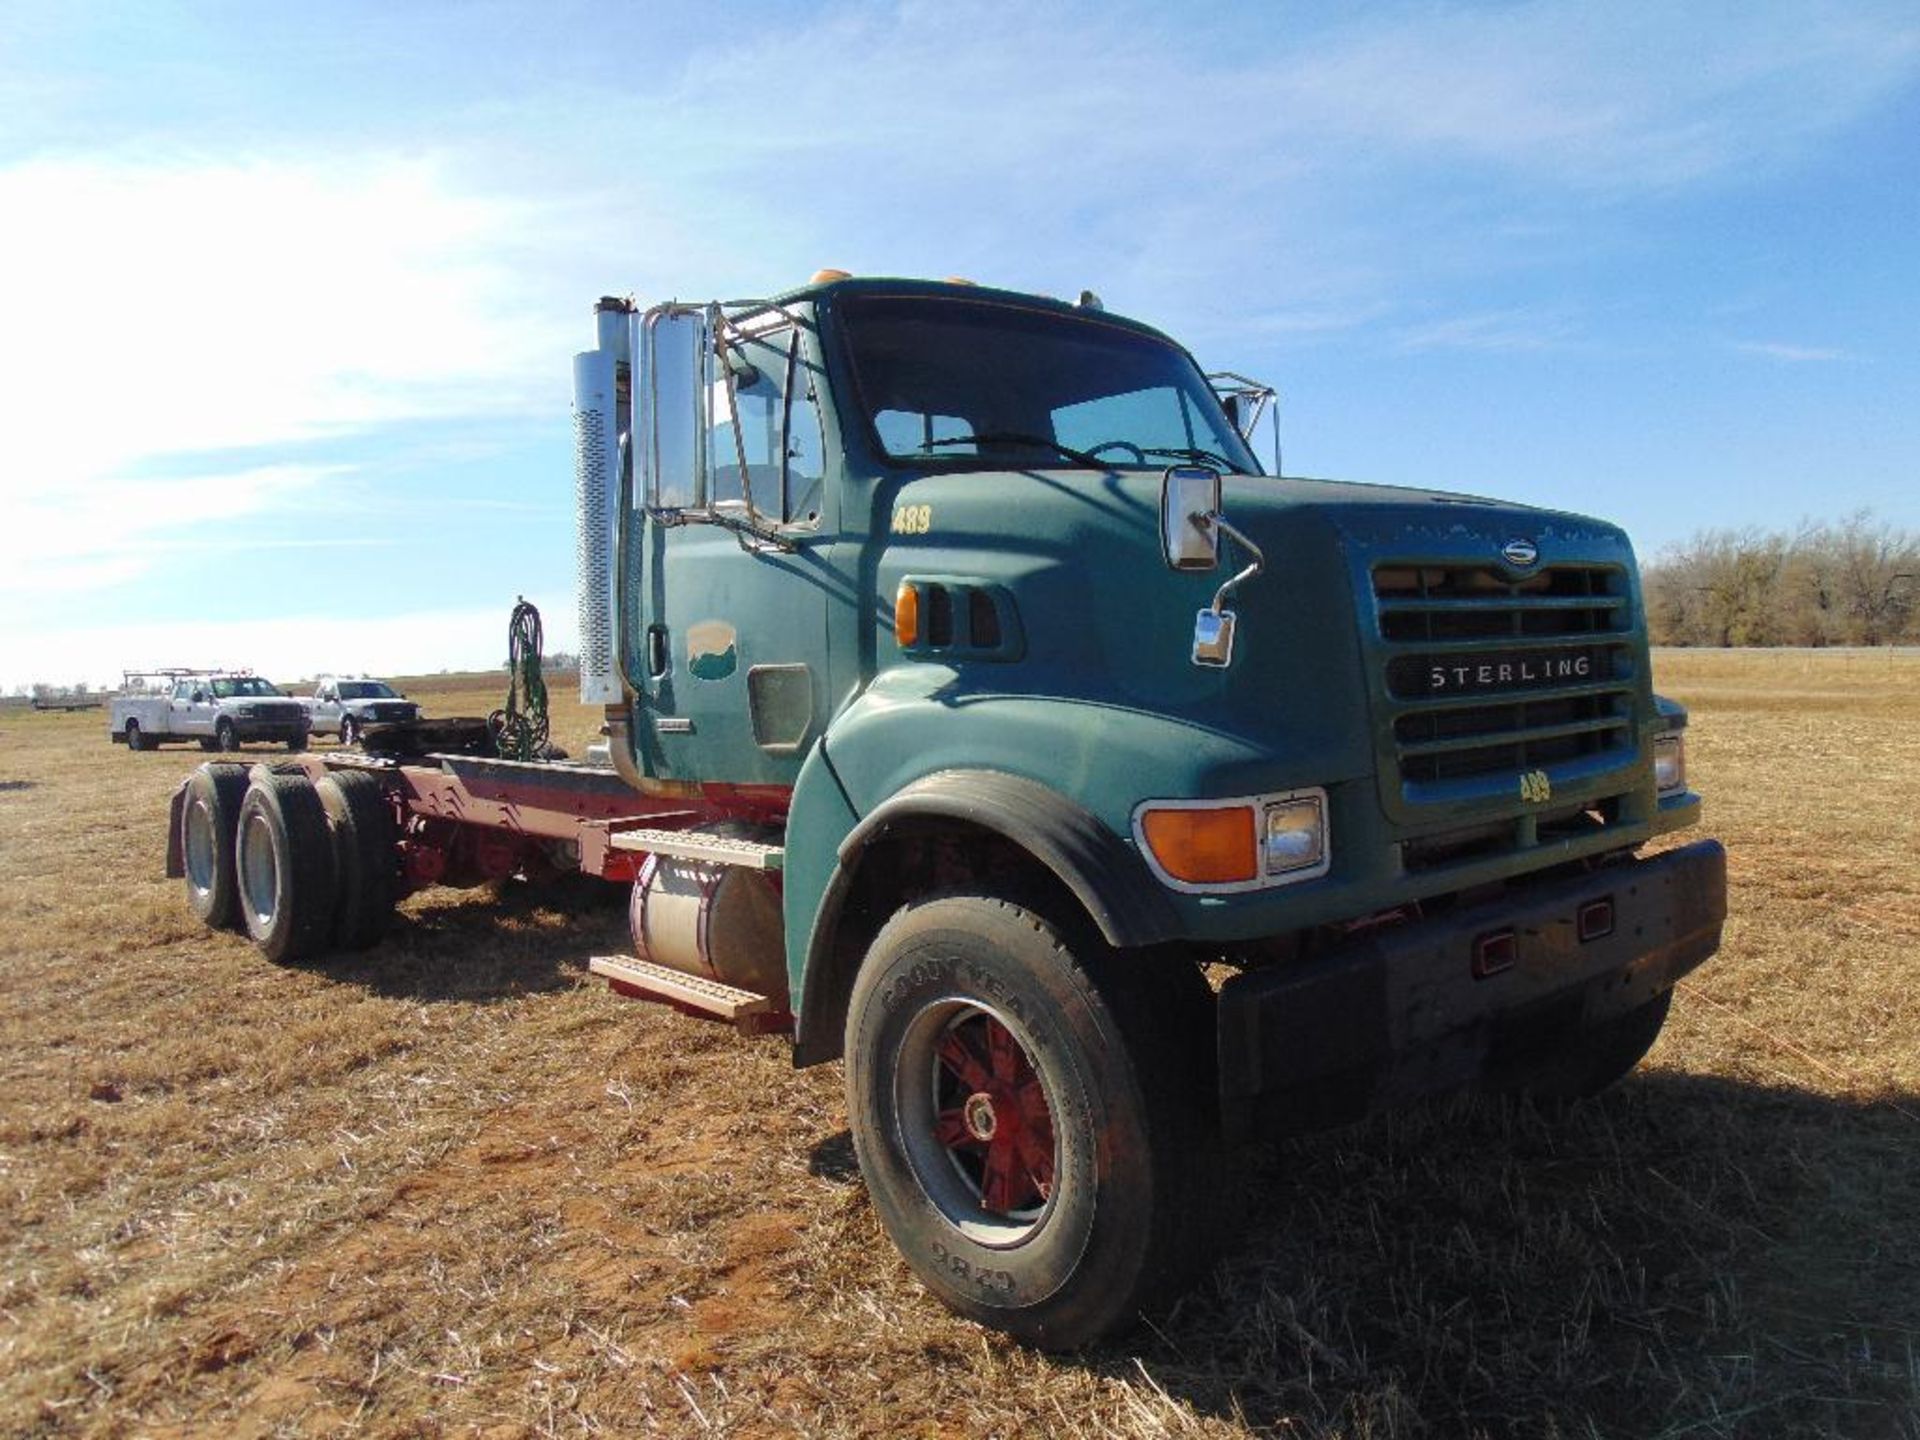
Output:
(168, 275), (1724, 1346)
(114, 670), (310, 752)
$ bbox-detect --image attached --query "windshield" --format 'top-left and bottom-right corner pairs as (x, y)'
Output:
(839, 295), (1260, 474)
(211, 677), (282, 698)
(337, 681), (395, 699)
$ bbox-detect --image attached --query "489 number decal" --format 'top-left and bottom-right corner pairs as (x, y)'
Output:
(891, 503), (933, 535)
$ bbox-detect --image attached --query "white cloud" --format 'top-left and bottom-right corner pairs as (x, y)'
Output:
(0, 153), (560, 473)
(2, 464), (339, 592)
(1264, 4), (1919, 189)
(0, 152), (571, 596)
(1733, 340), (1854, 363)
(1395, 310), (1575, 354)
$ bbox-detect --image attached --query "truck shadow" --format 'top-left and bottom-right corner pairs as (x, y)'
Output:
(1059, 1071), (1920, 1436)
(314, 877), (630, 1003)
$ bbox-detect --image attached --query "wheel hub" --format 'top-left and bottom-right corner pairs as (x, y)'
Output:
(931, 1011), (1057, 1217)
(962, 1092), (998, 1142)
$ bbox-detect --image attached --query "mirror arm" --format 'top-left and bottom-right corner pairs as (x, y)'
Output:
(1196, 512), (1265, 613)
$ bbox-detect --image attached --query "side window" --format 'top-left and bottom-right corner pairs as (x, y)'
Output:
(646, 309), (706, 509)
(711, 324), (828, 526)
(173, 681), (191, 702)
(785, 341), (827, 524)
(708, 336), (783, 509)
(875, 409), (974, 457)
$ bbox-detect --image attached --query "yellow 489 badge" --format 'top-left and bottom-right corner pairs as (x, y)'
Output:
(890, 503), (933, 535)
(1519, 768), (1552, 803)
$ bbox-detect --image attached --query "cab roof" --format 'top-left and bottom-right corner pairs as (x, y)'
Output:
(764, 274), (1181, 348)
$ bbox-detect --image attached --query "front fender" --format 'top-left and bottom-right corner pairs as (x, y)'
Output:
(787, 762), (1182, 1067)
(787, 665), (1323, 1065)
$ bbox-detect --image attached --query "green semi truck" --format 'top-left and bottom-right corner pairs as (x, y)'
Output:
(171, 273), (1725, 1348)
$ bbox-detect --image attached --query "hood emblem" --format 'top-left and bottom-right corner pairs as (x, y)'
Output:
(1501, 537), (1539, 568)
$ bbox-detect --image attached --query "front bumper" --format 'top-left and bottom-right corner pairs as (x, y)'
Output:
(1217, 838), (1726, 1138)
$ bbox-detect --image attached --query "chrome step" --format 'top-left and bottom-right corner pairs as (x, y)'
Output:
(589, 955), (790, 1034)
(607, 827), (784, 871)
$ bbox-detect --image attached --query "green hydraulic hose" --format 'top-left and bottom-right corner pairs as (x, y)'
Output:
(489, 597), (549, 761)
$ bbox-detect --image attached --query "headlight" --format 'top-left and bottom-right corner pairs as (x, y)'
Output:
(1134, 787), (1330, 892)
(1654, 733), (1686, 796)
(1265, 795), (1326, 874)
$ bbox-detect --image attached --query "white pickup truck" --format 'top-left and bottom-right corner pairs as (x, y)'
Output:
(300, 675), (421, 746)
(110, 673), (311, 752)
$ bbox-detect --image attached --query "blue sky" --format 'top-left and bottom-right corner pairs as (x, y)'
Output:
(4, 0), (1917, 689)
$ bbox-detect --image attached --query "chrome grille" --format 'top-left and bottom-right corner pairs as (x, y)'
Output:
(1372, 563), (1636, 793)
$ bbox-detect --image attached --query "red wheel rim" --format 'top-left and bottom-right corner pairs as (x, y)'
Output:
(931, 1011), (1056, 1216)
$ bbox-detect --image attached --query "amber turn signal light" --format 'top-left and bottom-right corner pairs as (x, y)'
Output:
(895, 581), (920, 648)
(1139, 806), (1259, 885)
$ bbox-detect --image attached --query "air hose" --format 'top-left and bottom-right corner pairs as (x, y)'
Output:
(489, 597), (550, 761)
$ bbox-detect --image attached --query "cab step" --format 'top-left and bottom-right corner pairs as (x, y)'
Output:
(589, 954), (792, 1035)
(607, 827), (784, 871)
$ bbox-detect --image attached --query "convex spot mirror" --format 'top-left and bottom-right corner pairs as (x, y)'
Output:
(1161, 466), (1221, 571)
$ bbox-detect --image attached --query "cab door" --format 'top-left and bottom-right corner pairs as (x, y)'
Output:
(628, 305), (833, 787)
(171, 680), (211, 736)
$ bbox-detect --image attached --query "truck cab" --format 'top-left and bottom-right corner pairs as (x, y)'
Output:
(563, 275), (1723, 1345)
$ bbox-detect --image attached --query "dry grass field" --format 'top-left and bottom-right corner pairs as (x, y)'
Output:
(3, 653), (1918, 1438)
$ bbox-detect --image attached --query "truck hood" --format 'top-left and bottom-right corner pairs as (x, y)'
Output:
(880, 466), (1639, 792)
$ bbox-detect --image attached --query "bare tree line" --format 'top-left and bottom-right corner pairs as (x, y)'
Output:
(1643, 512), (1920, 647)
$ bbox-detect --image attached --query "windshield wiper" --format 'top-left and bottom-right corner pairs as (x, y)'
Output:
(918, 432), (1104, 468)
(1140, 445), (1239, 472)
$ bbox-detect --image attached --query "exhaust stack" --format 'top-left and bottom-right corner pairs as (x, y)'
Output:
(573, 296), (636, 706)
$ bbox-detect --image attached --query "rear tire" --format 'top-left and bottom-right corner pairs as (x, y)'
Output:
(181, 763), (249, 931)
(125, 720), (148, 752)
(845, 894), (1221, 1349)
(234, 771), (337, 963)
(316, 771), (399, 950)
(287, 733), (308, 753)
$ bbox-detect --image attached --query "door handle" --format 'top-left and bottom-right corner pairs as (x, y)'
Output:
(646, 624), (669, 680)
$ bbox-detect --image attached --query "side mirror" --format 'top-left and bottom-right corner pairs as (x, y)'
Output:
(1161, 467), (1221, 571)
(191, 690), (206, 704)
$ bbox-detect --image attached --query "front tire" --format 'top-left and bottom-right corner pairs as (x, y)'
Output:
(338, 716), (357, 748)
(216, 719), (240, 752)
(844, 894), (1219, 1349)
